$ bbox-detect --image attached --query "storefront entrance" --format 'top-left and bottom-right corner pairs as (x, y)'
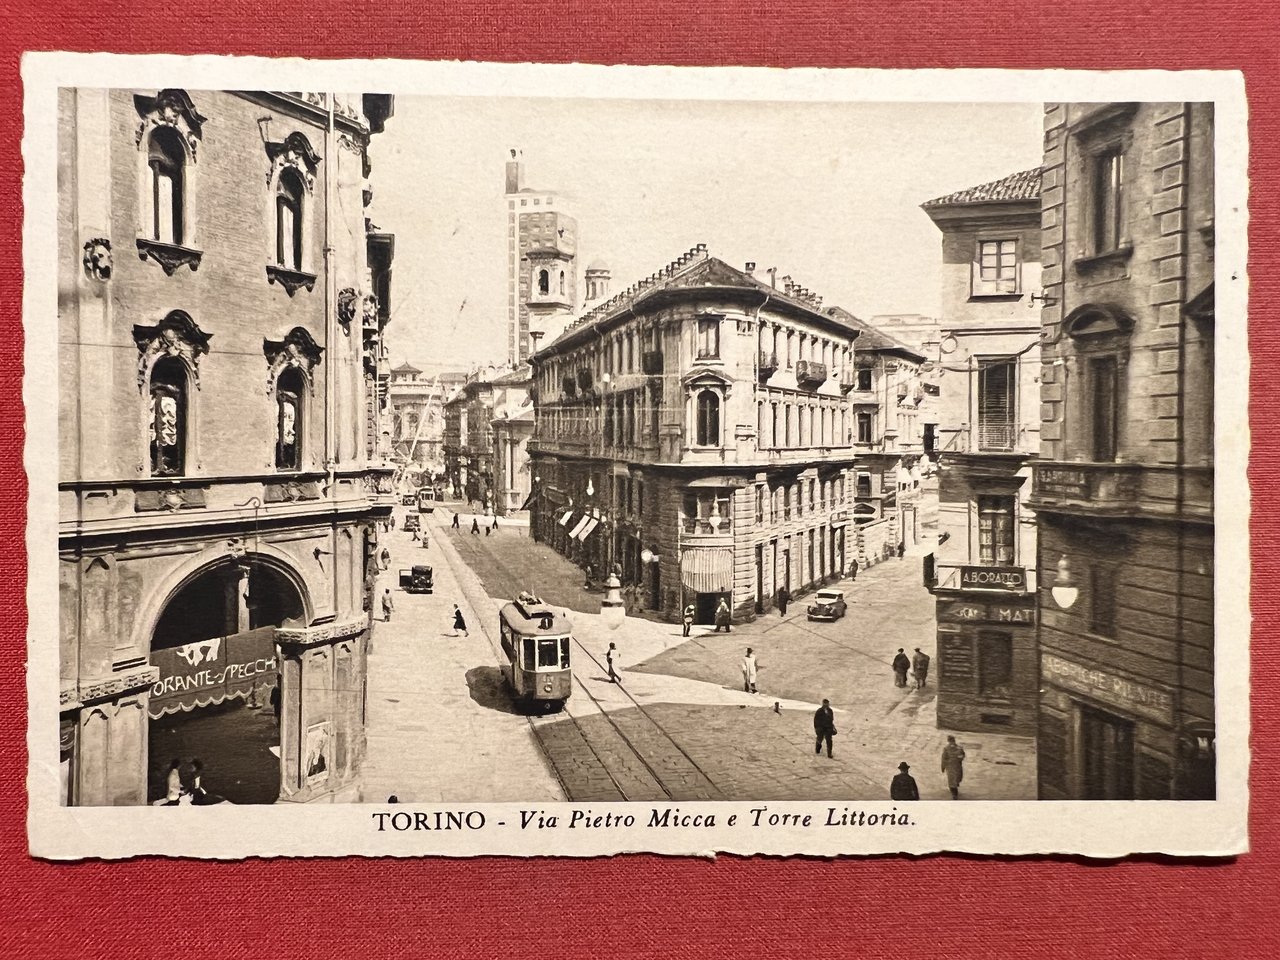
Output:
(1079, 704), (1135, 800)
(694, 591), (729, 626)
(146, 559), (306, 805)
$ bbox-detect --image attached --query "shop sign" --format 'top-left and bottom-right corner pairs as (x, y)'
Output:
(959, 565), (1026, 592)
(1041, 653), (1175, 725)
(148, 626), (278, 719)
(938, 598), (1036, 626)
(1036, 466), (1091, 499)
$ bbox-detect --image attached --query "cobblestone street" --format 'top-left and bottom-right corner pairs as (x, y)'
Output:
(364, 501), (1036, 802)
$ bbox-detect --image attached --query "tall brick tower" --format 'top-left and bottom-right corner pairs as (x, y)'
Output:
(505, 149), (578, 365)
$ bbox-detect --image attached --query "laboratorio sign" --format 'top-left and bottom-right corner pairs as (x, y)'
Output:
(370, 805), (917, 832)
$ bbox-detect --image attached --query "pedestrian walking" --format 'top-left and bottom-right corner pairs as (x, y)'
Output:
(584, 564), (595, 590)
(379, 546), (391, 571)
(777, 585), (790, 616)
(390, 515), (396, 531)
(741, 648), (758, 693)
(892, 648), (911, 687)
(714, 597), (731, 632)
(451, 604), (468, 638)
(491, 514), (500, 532)
(897, 541), (906, 559)
(606, 642), (621, 684)
(850, 557), (859, 581)
(421, 533), (430, 551)
(381, 588), (395, 623)
(451, 512), (460, 530)
(813, 699), (836, 758)
(682, 603), (695, 638)
(890, 761), (920, 800)
(411, 527), (421, 542)
(912, 647), (931, 689)
(941, 735), (966, 799)
(471, 517), (480, 535)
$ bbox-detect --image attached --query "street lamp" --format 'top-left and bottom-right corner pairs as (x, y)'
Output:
(1050, 555), (1079, 610)
(601, 569), (626, 631)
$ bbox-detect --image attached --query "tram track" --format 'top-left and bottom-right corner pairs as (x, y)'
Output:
(449, 527), (723, 802)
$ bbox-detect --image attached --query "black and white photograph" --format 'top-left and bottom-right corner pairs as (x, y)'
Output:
(26, 55), (1249, 859)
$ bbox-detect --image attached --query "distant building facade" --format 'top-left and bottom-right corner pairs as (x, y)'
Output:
(922, 166), (1043, 736)
(490, 365), (535, 515)
(387, 363), (466, 474)
(506, 151), (578, 366)
(1031, 102), (1215, 800)
(529, 246), (864, 624)
(58, 89), (395, 806)
(443, 369), (501, 505)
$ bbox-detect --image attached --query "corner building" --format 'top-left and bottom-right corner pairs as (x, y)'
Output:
(58, 89), (395, 805)
(921, 168), (1043, 736)
(1032, 102), (1215, 799)
(529, 246), (863, 624)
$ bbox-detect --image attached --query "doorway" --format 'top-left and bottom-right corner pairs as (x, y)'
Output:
(1079, 704), (1135, 800)
(694, 591), (728, 625)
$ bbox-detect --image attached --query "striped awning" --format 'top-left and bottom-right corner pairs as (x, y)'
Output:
(681, 547), (734, 594)
(558, 509), (574, 526)
(577, 516), (601, 541)
(568, 513), (592, 538)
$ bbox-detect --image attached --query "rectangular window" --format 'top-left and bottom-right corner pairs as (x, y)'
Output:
(977, 358), (1016, 451)
(1090, 356), (1119, 462)
(756, 487), (764, 525)
(696, 317), (720, 360)
(783, 487), (791, 521)
(973, 239), (1019, 296)
(538, 637), (560, 668)
(855, 473), (871, 498)
(977, 496), (1016, 565)
(856, 368), (872, 391)
(1093, 149), (1125, 253)
(977, 632), (1014, 697)
(1090, 564), (1117, 638)
(856, 412), (873, 444)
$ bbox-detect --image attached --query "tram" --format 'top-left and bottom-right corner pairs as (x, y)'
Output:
(498, 592), (572, 710)
(417, 487), (437, 514)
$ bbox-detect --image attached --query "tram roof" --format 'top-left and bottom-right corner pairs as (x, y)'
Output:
(501, 599), (572, 635)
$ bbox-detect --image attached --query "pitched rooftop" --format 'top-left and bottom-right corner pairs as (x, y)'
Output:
(920, 167), (1042, 209)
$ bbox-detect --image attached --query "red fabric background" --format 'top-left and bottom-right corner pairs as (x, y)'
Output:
(1, 3), (1276, 956)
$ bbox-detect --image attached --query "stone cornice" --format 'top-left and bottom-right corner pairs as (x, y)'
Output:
(62, 667), (160, 709)
(275, 615), (369, 649)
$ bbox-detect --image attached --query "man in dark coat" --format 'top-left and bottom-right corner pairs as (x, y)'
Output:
(777, 585), (790, 617)
(813, 699), (836, 758)
(912, 647), (931, 689)
(451, 512), (460, 530)
(892, 648), (911, 687)
(850, 557), (859, 581)
(890, 762), (920, 800)
(470, 517), (481, 535)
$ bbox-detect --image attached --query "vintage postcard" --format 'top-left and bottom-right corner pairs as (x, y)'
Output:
(25, 53), (1249, 859)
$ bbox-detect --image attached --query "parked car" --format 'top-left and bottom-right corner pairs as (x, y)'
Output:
(806, 588), (847, 622)
(403, 514), (421, 533)
(398, 565), (434, 594)
(401, 494), (416, 506)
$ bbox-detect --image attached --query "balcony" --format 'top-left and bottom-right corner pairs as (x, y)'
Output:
(758, 351), (778, 381)
(577, 369), (594, 392)
(1029, 460), (1213, 522)
(642, 350), (664, 376)
(562, 374), (577, 397)
(977, 419), (1019, 452)
(681, 515), (733, 537)
(839, 369), (856, 394)
(795, 359), (827, 389)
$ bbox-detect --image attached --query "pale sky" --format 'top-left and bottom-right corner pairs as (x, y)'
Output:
(367, 97), (1044, 374)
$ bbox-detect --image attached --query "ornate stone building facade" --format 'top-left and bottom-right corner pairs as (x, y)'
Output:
(1031, 102), (1215, 799)
(57, 89), (395, 806)
(528, 246), (864, 624)
(922, 167), (1043, 736)
(490, 365), (535, 516)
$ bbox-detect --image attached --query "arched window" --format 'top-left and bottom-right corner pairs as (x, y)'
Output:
(149, 357), (188, 476)
(276, 168), (305, 271)
(276, 367), (306, 470)
(696, 390), (720, 446)
(538, 269), (550, 295)
(559, 270), (566, 295)
(148, 127), (187, 245)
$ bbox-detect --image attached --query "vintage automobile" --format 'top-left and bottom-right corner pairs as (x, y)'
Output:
(806, 588), (847, 622)
(402, 513), (421, 533)
(400, 493), (416, 506)
(398, 565), (434, 594)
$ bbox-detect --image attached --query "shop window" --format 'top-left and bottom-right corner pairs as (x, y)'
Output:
(972, 239), (1019, 297)
(977, 495), (1015, 565)
(149, 357), (188, 476)
(696, 317), (720, 360)
(695, 390), (720, 446)
(275, 168), (305, 271)
(1090, 564), (1117, 638)
(147, 126), (187, 245)
(976, 631), (1013, 697)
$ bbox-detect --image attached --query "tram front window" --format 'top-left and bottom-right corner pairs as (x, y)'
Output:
(538, 638), (560, 668)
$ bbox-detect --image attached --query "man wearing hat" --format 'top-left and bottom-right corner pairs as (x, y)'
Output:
(890, 761), (920, 800)
(813, 699), (837, 758)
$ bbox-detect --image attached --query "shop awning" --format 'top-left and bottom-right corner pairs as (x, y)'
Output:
(577, 515), (601, 540)
(148, 626), (279, 719)
(681, 547), (735, 594)
(558, 509), (574, 526)
(568, 513), (592, 538)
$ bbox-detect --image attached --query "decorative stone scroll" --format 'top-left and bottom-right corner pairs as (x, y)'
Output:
(134, 89), (207, 159)
(135, 486), (208, 512)
(133, 309), (213, 391)
(263, 326), (324, 394)
(264, 130), (321, 192)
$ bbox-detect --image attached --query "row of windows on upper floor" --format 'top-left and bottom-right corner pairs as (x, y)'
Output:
(138, 122), (322, 280)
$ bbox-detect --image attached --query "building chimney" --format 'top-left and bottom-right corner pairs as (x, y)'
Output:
(505, 149), (524, 195)
(745, 261), (756, 274)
